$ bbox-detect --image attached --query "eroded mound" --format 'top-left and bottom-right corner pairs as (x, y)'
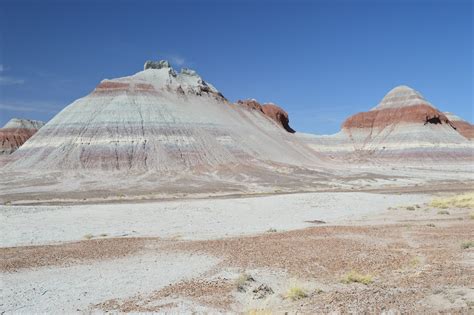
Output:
(0, 118), (45, 155)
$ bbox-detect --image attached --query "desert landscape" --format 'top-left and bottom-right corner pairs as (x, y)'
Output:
(1, 0), (473, 313)
(0, 59), (473, 314)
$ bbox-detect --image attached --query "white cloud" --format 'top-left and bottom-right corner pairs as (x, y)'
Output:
(158, 53), (187, 67)
(0, 101), (60, 114)
(169, 55), (186, 67)
(0, 76), (25, 85)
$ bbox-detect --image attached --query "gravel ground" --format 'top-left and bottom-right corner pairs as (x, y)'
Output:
(1, 192), (472, 313)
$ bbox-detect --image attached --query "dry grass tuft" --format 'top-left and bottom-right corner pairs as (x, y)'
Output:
(430, 192), (474, 209)
(342, 271), (373, 285)
(437, 210), (450, 215)
(409, 256), (421, 267)
(83, 233), (94, 240)
(461, 241), (474, 249)
(286, 286), (308, 301)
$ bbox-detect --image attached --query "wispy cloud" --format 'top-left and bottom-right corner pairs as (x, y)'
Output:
(0, 65), (26, 85)
(169, 55), (186, 67)
(157, 53), (187, 67)
(0, 76), (25, 85)
(0, 101), (60, 114)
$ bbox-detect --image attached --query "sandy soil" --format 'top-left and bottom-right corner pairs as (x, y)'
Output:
(0, 192), (430, 247)
(1, 191), (473, 313)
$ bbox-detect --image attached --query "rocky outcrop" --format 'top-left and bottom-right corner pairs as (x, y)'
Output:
(444, 112), (474, 140)
(144, 60), (171, 70)
(261, 104), (295, 133)
(237, 99), (295, 133)
(0, 119), (45, 155)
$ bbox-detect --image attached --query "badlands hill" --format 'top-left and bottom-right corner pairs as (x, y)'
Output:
(4, 60), (321, 173)
(301, 85), (473, 163)
(0, 118), (44, 157)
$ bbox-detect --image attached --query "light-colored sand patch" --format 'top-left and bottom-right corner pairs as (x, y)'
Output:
(0, 192), (430, 247)
(419, 287), (474, 312)
(1, 252), (218, 314)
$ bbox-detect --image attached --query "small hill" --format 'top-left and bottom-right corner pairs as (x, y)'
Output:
(300, 85), (473, 163)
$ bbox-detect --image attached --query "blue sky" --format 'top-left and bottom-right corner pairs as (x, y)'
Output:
(0, 0), (472, 134)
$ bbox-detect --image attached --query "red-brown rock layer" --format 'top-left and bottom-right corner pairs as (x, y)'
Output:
(0, 128), (38, 155)
(342, 104), (453, 130)
(93, 81), (158, 95)
(237, 100), (295, 133)
(451, 120), (474, 140)
(261, 104), (295, 133)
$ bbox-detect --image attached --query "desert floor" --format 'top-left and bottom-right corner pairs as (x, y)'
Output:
(1, 190), (473, 313)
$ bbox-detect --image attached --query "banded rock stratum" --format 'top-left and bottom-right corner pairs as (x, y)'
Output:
(4, 61), (322, 172)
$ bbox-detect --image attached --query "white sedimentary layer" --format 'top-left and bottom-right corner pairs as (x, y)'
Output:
(2, 118), (45, 129)
(372, 85), (433, 110)
(444, 112), (465, 122)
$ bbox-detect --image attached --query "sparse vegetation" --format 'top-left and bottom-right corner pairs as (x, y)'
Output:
(286, 286), (308, 301)
(342, 271), (373, 285)
(437, 210), (450, 215)
(83, 233), (94, 240)
(409, 256), (421, 267)
(4, 200), (12, 206)
(461, 241), (474, 249)
(235, 273), (254, 291)
(426, 223), (436, 227)
(99, 233), (108, 237)
(430, 192), (474, 209)
(469, 212), (474, 220)
(406, 206), (415, 211)
(266, 228), (277, 233)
